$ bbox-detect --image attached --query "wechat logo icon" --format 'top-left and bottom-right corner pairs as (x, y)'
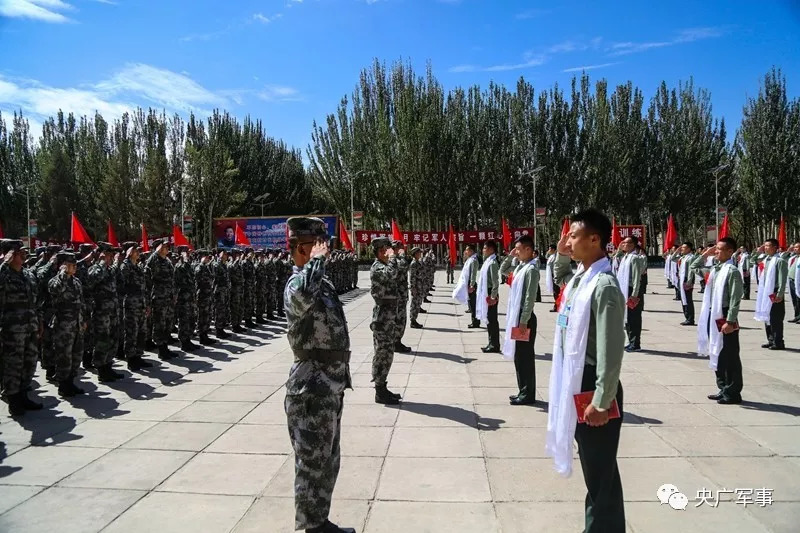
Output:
(657, 484), (688, 511)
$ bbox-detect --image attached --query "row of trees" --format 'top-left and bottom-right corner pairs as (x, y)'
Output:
(0, 108), (318, 247)
(308, 62), (799, 250)
(1, 62), (798, 251)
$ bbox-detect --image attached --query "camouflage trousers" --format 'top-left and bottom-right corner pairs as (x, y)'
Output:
(177, 296), (196, 342)
(266, 286), (276, 317)
(243, 282), (255, 321)
(371, 304), (398, 385)
(214, 288), (230, 330)
(285, 391), (344, 530)
(53, 315), (83, 381)
(410, 290), (423, 322)
(1, 325), (38, 396)
(151, 297), (174, 346)
(83, 303), (94, 359)
(92, 301), (119, 367)
(124, 297), (145, 359)
(40, 308), (56, 370)
(277, 282), (286, 315)
(196, 293), (213, 336)
(395, 294), (408, 342)
(255, 283), (266, 318)
(230, 286), (243, 327)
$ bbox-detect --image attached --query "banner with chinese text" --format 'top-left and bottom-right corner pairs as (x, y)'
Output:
(214, 215), (338, 249)
(356, 228), (534, 246)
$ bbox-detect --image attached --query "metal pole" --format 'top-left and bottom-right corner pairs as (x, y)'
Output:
(350, 177), (354, 251)
(26, 185), (31, 247)
(715, 175), (719, 242)
(532, 174), (537, 249)
(181, 184), (185, 233)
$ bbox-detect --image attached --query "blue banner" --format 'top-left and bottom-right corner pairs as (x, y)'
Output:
(213, 215), (338, 249)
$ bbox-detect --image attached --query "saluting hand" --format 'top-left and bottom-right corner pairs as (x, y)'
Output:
(311, 240), (330, 259)
(557, 232), (570, 255)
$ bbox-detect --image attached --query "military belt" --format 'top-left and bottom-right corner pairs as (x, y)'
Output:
(293, 349), (351, 364)
(374, 298), (397, 305)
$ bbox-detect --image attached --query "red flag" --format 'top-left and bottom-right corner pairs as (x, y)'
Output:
(611, 217), (622, 248)
(339, 219), (353, 251)
(235, 222), (251, 246)
(560, 217), (571, 238)
(391, 219), (405, 245)
(664, 215), (677, 253)
(173, 225), (192, 249)
(107, 220), (119, 247)
(778, 216), (787, 249)
(140, 224), (150, 252)
(501, 217), (512, 251)
(718, 214), (730, 240)
(70, 213), (94, 244)
(448, 222), (457, 266)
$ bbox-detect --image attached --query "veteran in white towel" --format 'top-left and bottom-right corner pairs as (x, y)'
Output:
(499, 235), (540, 405)
(752, 238), (789, 350)
(475, 240), (501, 353)
(546, 209), (625, 533)
(452, 244), (480, 327)
(677, 242), (698, 326)
(733, 246), (751, 300)
(690, 237), (745, 404)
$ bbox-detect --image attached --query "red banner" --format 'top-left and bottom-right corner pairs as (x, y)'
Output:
(606, 225), (646, 252)
(356, 228), (534, 246)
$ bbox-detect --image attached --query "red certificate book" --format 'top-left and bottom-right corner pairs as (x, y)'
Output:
(510, 327), (530, 342)
(715, 318), (739, 332)
(768, 293), (778, 303)
(574, 391), (621, 423)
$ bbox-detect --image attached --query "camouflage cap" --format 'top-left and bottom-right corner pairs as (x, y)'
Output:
(121, 241), (138, 251)
(195, 249), (212, 257)
(46, 244), (63, 253)
(391, 239), (403, 248)
(78, 243), (96, 253)
(56, 251), (77, 264)
(176, 245), (190, 253)
(371, 236), (391, 251)
(287, 217), (327, 240)
(0, 239), (25, 253)
(151, 238), (166, 249)
(411, 247), (422, 255)
(34, 246), (47, 255)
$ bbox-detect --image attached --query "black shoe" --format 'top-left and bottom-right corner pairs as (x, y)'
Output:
(508, 394), (519, 401)
(788, 318), (798, 324)
(216, 329), (231, 339)
(769, 344), (786, 351)
(549, 308), (557, 313)
(127, 356), (151, 371)
(244, 321), (255, 328)
(158, 345), (177, 361)
(761, 343), (774, 349)
(97, 365), (122, 382)
(510, 397), (537, 406)
(145, 340), (157, 351)
(82, 353), (94, 370)
(199, 335), (217, 346)
(58, 380), (78, 398)
(717, 397), (742, 405)
(232, 326), (247, 333)
(375, 385), (400, 405)
(394, 342), (412, 353)
(255, 317), (266, 324)
(45, 367), (57, 383)
(410, 320), (423, 329)
(20, 393), (43, 410)
(418, 309), (427, 313)
(306, 520), (357, 533)
(680, 320), (694, 326)
(467, 322), (481, 329)
(481, 345), (501, 353)
(386, 387), (402, 400)
(181, 340), (200, 352)
(707, 392), (723, 400)
(7, 393), (26, 416)
(424, 298), (431, 303)
(625, 346), (641, 353)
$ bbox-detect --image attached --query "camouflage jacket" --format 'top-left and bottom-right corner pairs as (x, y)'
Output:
(0, 264), (39, 331)
(396, 254), (410, 295)
(409, 259), (425, 294)
(195, 262), (215, 298)
(145, 253), (175, 302)
(87, 261), (118, 313)
(370, 257), (398, 304)
(174, 260), (196, 302)
(228, 259), (244, 288)
(48, 269), (84, 325)
(284, 256), (351, 395)
(242, 258), (255, 288)
(214, 259), (230, 292)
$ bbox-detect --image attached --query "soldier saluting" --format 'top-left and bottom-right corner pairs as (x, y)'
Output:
(283, 217), (355, 533)
(370, 236), (401, 405)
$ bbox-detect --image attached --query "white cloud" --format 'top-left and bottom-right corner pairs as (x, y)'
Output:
(450, 38), (593, 73)
(485, 55), (546, 72)
(252, 12), (282, 24)
(447, 64), (477, 73)
(562, 62), (619, 73)
(0, 0), (74, 23)
(608, 27), (725, 56)
(257, 85), (302, 102)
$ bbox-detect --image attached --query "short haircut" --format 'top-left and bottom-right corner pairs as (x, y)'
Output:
(517, 235), (534, 248)
(465, 244), (477, 253)
(719, 237), (737, 251)
(625, 235), (639, 247)
(571, 209), (612, 250)
(682, 241), (695, 251)
(548, 244), (557, 251)
(483, 240), (497, 253)
(765, 238), (779, 247)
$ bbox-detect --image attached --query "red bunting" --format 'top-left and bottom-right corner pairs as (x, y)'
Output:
(339, 219), (353, 251)
(235, 222), (251, 246)
(173, 225), (192, 250)
(70, 213), (94, 245)
(611, 217), (622, 248)
(0, 220), (4, 239)
(391, 219), (405, 245)
(560, 217), (571, 238)
(501, 217), (512, 251)
(778, 216), (787, 249)
(718, 214), (730, 240)
(141, 224), (150, 252)
(448, 222), (457, 266)
(107, 220), (119, 247)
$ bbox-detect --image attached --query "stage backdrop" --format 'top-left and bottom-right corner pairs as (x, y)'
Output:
(213, 215), (338, 249)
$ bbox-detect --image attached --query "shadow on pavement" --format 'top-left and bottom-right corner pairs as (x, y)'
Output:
(389, 401), (503, 430)
(414, 351), (477, 364)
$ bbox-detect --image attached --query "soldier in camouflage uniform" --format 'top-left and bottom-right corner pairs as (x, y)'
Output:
(369, 236), (401, 405)
(391, 240), (412, 353)
(48, 251), (86, 397)
(408, 247), (425, 329)
(445, 252), (455, 284)
(423, 250), (434, 303)
(0, 239), (44, 416)
(213, 249), (231, 338)
(113, 248), (126, 361)
(254, 250), (267, 323)
(145, 239), (178, 360)
(283, 217), (355, 533)
(36, 245), (61, 382)
(87, 242), (125, 381)
(277, 251), (291, 318)
(119, 242), (153, 371)
(174, 245), (199, 352)
(228, 248), (246, 333)
(195, 250), (217, 344)
(241, 247), (256, 327)
(76, 243), (96, 369)
(351, 250), (359, 290)
(265, 249), (278, 320)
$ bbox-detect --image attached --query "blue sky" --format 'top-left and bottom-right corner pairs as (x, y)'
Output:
(1, 0), (799, 155)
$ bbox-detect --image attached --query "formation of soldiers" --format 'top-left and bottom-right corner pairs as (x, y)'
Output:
(0, 237), (359, 417)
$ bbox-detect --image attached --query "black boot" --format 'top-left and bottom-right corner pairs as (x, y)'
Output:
(216, 328), (231, 339)
(418, 308), (427, 313)
(255, 317), (266, 324)
(20, 391), (43, 410)
(181, 339), (200, 352)
(232, 325), (246, 333)
(45, 367), (57, 383)
(59, 380), (78, 398)
(128, 356), (152, 371)
(199, 334), (217, 345)
(244, 320), (255, 328)
(82, 352), (94, 370)
(145, 339), (157, 351)
(158, 344), (177, 360)
(306, 520), (356, 533)
(394, 342), (412, 353)
(424, 297), (432, 303)
(7, 393), (26, 416)
(97, 364), (121, 382)
(410, 320), (423, 329)
(375, 384), (400, 405)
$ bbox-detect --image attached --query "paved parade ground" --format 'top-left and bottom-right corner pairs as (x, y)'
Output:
(0, 268), (798, 533)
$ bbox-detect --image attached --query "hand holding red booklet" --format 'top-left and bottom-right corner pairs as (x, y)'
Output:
(715, 318), (739, 332)
(768, 293), (778, 303)
(574, 391), (621, 423)
(510, 327), (530, 342)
